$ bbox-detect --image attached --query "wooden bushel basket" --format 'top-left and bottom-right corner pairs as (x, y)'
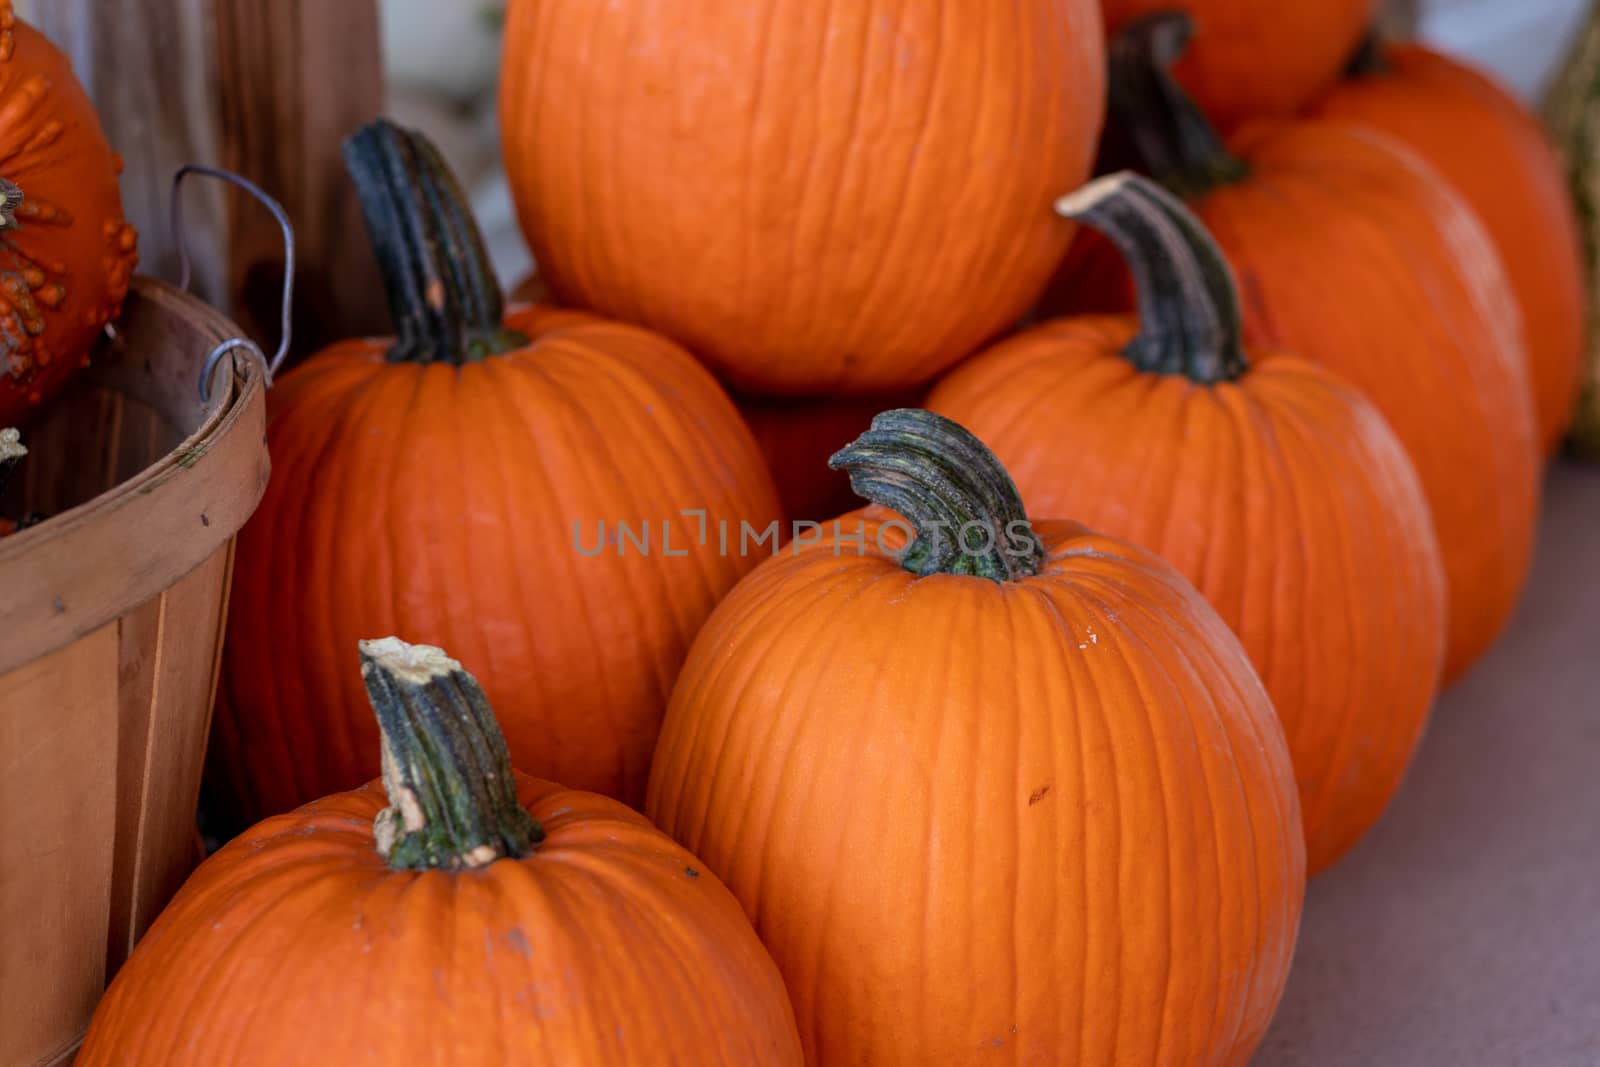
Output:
(0, 277), (270, 1067)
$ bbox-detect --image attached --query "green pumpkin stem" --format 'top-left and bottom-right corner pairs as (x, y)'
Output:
(1109, 13), (1249, 198)
(343, 120), (527, 365)
(1057, 173), (1248, 383)
(1344, 30), (1392, 78)
(360, 637), (544, 871)
(828, 409), (1047, 583)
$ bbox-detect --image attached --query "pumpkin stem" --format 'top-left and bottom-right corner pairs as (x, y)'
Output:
(1057, 173), (1248, 383)
(1109, 13), (1248, 198)
(828, 409), (1047, 583)
(343, 120), (528, 365)
(0, 178), (21, 231)
(1343, 31), (1392, 78)
(360, 637), (544, 871)
(0, 427), (24, 498)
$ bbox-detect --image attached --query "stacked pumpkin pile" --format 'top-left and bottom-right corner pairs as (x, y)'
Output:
(39, 1), (1592, 1064)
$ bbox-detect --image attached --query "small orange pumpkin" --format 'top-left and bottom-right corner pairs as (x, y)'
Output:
(1313, 38), (1587, 455)
(214, 122), (779, 825)
(648, 408), (1305, 1066)
(933, 173), (1446, 873)
(83, 638), (804, 1065)
(1051, 14), (1540, 684)
(499, 0), (1107, 395)
(0, 6), (137, 426)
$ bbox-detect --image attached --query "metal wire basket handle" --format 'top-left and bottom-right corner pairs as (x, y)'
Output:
(170, 164), (296, 404)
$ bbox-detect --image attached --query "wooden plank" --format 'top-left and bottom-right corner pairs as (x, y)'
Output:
(31, 0), (230, 309)
(0, 626), (121, 1067)
(33, 0), (390, 360)
(103, 595), (164, 977)
(112, 549), (234, 970)
(213, 0), (390, 360)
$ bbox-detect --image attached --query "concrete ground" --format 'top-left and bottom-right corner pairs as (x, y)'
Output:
(1258, 460), (1599, 1066)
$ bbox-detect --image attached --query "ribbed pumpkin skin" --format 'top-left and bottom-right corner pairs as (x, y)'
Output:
(1051, 121), (1540, 684)
(1313, 43), (1586, 455)
(215, 306), (781, 823)
(929, 322), (1446, 873)
(1098, 0), (1375, 129)
(647, 516), (1305, 1066)
(499, 0), (1105, 395)
(79, 775), (804, 1066)
(0, 9), (137, 426)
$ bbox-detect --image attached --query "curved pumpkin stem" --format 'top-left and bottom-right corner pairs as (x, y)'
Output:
(1109, 13), (1248, 198)
(360, 637), (544, 871)
(343, 120), (528, 365)
(1057, 173), (1248, 383)
(828, 409), (1047, 582)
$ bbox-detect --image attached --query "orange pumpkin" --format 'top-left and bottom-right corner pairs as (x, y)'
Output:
(647, 408), (1305, 1066)
(737, 390), (924, 525)
(499, 0), (1106, 395)
(0, 6), (137, 426)
(1052, 14), (1539, 684)
(84, 638), (803, 1066)
(1098, 0), (1375, 129)
(1313, 38), (1586, 456)
(507, 269), (917, 525)
(933, 174), (1445, 874)
(213, 121), (779, 825)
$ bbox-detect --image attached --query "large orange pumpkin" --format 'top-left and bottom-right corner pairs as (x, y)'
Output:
(933, 174), (1446, 874)
(499, 0), (1106, 395)
(1098, 0), (1375, 129)
(213, 121), (780, 825)
(0, 5), (137, 426)
(84, 638), (804, 1066)
(647, 409), (1305, 1066)
(1052, 14), (1539, 684)
(1313, 38), (1586, 456)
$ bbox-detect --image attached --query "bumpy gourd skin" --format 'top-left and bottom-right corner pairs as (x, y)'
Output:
(500, 0), (1106, 395)
(0, 4), (137, 426)
(78, 775), (804, 1066)
(1099, 0), (1377, 128)
(1314, 42), (1587, 457)
(649, 514), (1305, 1067)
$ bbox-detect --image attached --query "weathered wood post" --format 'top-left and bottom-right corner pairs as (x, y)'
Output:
(33, 0), (391, 361)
